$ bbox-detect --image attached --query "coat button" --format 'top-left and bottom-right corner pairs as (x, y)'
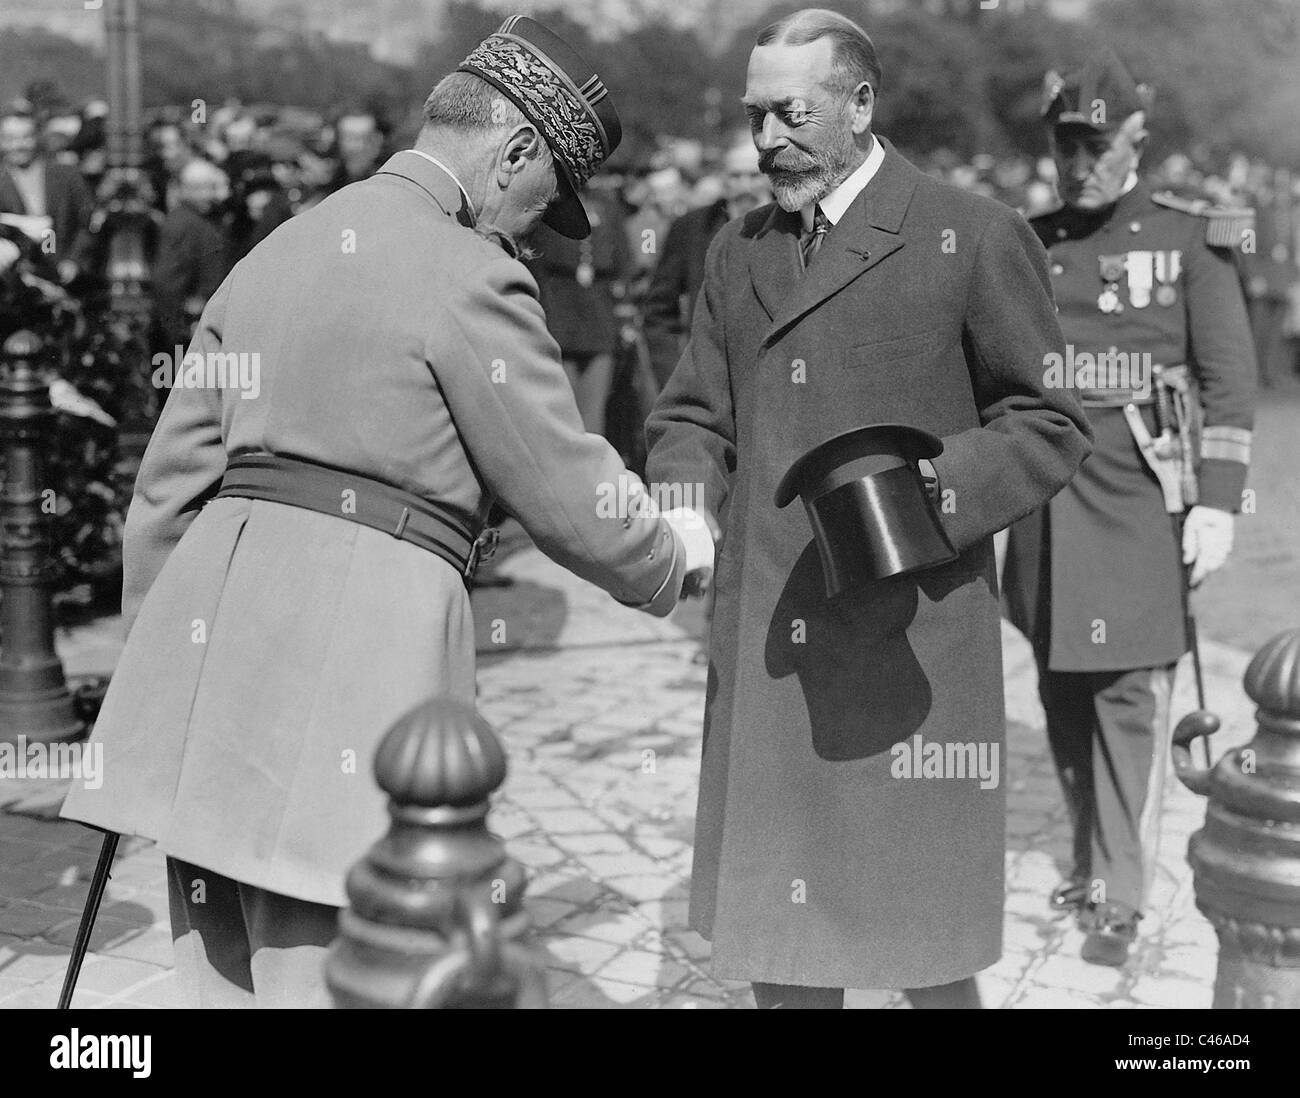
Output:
(622, 517), (631, 529)
(1051, 263), (1064, 275)
(1056, 227), (1067, 239)
(1129, 221), (1141, 233)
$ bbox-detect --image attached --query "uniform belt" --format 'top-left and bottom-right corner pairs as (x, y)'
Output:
(1080, 390), (1155, 407)
(215, 453), (496, 582)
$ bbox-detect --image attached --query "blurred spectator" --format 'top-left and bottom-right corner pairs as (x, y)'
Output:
(147, 118), (198, 213)
(327, 109), (386, 193)
(0, 106), (93, 283)
(152, 158), (232, 352)
(642, 142), (770, 388)
(526, 191), (632, 436)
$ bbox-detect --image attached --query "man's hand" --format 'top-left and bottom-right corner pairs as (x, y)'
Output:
(1182, 505), (1234, 588)
(662, 507), (715, 597)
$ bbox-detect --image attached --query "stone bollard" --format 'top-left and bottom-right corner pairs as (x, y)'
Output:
(0, 330), (81, 746)
(1173, 627), (1300, 1008)
(325, 696), (546, 1008)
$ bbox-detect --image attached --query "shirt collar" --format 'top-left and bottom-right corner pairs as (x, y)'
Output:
(403, 149), (476, 223)
(801, 135), (884, 232)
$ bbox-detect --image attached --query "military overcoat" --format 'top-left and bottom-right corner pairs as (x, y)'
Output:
(62, 152), (683, 907)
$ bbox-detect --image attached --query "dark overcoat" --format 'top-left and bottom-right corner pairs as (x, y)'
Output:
(646, 137), (1092, 988)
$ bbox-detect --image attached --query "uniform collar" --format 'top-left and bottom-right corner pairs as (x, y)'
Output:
(376, 150), (477, 227)
(800, 135), (884, 233)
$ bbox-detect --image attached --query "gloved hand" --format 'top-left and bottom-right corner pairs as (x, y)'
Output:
(1182, 505), (1234, 588)
(662, 507), (716, 597)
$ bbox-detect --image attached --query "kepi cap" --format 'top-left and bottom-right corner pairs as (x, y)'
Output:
(457, 14), (621, 239)
(1042, 48), (1153, 134)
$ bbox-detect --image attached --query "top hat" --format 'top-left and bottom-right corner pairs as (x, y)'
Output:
(1041, 49), (1153, 134)
(775, 423), (957, 598)
(457, 14), (621, 239)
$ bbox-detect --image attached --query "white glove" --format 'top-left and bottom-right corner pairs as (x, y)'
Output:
(1182, 505), (1234, 588)
(662, 507), (715, 597)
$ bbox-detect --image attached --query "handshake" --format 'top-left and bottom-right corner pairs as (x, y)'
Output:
(662, 507), (717, 599)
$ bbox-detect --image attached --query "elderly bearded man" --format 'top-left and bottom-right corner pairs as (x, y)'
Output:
(62, 16), (713, 1008)
(646, 8), (1092, 1009)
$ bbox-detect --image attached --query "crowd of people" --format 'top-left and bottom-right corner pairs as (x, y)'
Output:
(3, 88), (1297, 435)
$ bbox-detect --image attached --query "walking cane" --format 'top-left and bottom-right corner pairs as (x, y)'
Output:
(57, 829), (119, 1009)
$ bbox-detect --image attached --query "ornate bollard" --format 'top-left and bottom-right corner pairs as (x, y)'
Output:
(325, 696), (546, 1008)
(1174, 627), (1300, 1008)
(0, 330), (81, 746)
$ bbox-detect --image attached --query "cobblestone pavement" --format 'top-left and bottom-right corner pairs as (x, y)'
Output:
(0, 543), (1263, 1010)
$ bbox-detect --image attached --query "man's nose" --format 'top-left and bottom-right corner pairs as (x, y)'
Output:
(755, 113), (787, 152)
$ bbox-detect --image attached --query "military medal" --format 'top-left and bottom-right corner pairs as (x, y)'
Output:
(1098, 254), (1125, 314)
(1125, 250), (1153, 308)
(1154, 249), (1181, 307)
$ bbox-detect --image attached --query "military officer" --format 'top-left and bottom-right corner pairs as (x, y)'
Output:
(1003, 50), (1257, 966)
(61, 16), (714, 1007)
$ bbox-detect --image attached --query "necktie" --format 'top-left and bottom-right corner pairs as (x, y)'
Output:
(801, 205), (830, 270)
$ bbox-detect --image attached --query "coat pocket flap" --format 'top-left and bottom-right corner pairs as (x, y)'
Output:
(843, 331), (941, 368)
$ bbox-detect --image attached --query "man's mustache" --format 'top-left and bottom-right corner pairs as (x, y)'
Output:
(759, 149), (817, 175)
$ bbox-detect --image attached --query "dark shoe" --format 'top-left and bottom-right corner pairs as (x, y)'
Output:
(1081, 902), (1142, 967)
(1049, 876), (1089, 918)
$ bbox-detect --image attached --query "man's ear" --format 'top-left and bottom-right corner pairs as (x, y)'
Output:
(498, 123), (544, 182)
(849, 81), (874, 136)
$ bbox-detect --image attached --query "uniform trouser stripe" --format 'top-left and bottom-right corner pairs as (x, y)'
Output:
(1038, 660), (1177, 912)
(1136, 666), (1175, 909)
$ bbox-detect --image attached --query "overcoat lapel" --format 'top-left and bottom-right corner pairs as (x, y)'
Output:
(748, 203), (800, 322)
(755, 137), (919, 348)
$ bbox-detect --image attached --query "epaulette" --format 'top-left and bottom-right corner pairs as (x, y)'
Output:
(1152, 190), (1255, 248)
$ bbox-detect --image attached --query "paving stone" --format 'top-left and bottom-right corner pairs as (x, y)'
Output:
(1014, 984), (1109, 1009)
(606, 874), (681, 902)
(98, 926), (176, 968)
(523, 897), (579, 929)
(597, 948), (691, 989)
(1130, 976), (1214, 1009)
(555, 910), (649, 946)
(527, 874), (605, 907)
(0, 935), (74, 981)
(0, 899), (76, 938)
(552, 832), (634, 856)
(540, 935), (620, 972)
(71, 955), (168, 997)
(118, 970), (187, 1008)
(528, 808), (609, 834)
(1031, 952), (1129, 996)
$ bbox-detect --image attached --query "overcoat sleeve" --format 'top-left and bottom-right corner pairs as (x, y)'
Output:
(121, 274), (232, 634)
(933, 206), (1093, 551)
(643, 227), (736, 533)
(434, 253), (684, 616)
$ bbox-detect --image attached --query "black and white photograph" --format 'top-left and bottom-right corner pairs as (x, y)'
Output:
(0, 0), (1297, 1052)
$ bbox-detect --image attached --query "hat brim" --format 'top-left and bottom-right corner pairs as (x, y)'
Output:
(542, 156), (590, 239)
(775, 423), (945, 509)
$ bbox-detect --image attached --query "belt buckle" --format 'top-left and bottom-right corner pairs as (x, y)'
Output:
(465, 526), (500, 581)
